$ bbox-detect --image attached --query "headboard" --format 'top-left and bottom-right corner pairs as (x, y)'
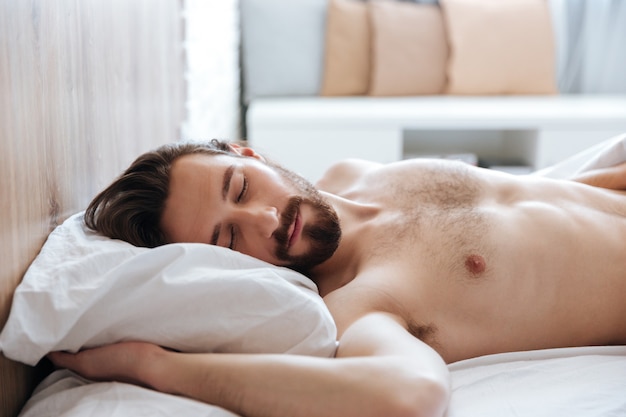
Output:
(0, 1), (185, 416)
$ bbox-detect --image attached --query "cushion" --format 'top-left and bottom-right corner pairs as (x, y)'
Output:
(240, 0), (328, 101)
(368, 0), (448, 96)
(320, 0), (371, 96)
(440, 0), (558, 95)
(0, 213), (337, 366)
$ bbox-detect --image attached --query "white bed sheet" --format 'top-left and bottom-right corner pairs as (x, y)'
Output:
(21, 346), (626, 417)
(20, 369), (238, 417)
(448, 346), (626, 417)
(19, 132), (626, 416)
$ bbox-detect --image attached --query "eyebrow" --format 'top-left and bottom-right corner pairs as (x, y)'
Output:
(211, 165), (236, 245)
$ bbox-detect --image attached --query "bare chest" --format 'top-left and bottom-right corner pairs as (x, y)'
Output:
(338, 189), (626, 363)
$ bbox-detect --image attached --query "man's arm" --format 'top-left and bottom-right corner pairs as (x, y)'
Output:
(571, 161), (626, 190)
(49, 312), (450, 417)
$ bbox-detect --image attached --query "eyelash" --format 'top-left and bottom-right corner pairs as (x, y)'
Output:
(237, 175), (248, 202)
(230, 174), (247, 249)
(228, 227), (236, 250)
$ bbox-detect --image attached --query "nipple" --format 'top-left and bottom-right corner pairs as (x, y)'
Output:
(465, 254), (486, 275)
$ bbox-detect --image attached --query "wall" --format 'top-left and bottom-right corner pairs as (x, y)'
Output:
(0, 1), (185, 415)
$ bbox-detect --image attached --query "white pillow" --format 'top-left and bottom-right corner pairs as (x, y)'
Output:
(240, 0), (327, 101)
(0, 213), (337, 366)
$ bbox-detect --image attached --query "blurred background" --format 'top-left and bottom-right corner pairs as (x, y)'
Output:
(185, 0), (626, 140)
(186, 0), (626, 180)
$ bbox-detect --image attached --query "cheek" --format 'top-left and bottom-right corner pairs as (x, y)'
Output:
(237, 240), (278, 265)
(252, 171), (292, 202)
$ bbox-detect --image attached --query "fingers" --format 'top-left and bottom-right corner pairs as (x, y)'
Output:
(47, 350), (77, 369)
(46, 342), (164, 385)
(47, 350), (97, 380)
(47, 348), (123, 382)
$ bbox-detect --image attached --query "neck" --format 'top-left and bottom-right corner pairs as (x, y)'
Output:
(308, 192), (379, 296)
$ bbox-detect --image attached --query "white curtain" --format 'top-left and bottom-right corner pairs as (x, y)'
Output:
(183, 0), (241, 141)
(551, 0), (626, 94)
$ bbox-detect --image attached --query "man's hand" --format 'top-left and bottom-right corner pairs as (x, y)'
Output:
(572, 161), (626, 190)
(48, 341), (165, 388)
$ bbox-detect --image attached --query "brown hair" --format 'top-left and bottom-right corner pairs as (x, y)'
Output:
(84, 139), (234, 247)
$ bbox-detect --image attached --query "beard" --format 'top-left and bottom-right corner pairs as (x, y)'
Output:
(266, 161), (342, 274)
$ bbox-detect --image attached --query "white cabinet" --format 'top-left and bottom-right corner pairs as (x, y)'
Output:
(247, 95), (626, 182)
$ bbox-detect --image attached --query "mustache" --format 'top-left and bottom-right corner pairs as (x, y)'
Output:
(274, 196), (303, 252)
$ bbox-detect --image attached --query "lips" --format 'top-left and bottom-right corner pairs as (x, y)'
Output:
(288, 210), (302, 248)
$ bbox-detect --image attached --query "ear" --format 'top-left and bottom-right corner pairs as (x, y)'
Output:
(229, 143), (266, 162)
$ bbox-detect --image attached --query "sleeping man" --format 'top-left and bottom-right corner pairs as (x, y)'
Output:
(49, 139), (626, 417)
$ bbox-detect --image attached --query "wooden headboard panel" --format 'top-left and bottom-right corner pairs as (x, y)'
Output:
(0, 1), (185, 415)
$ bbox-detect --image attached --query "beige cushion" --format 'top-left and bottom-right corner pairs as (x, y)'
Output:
(320, 0), (370, 96)
(441, 0), (557, 95)
(368, 0), (448, 96)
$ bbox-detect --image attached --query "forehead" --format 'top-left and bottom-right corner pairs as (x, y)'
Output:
(160, 153), (234, 242)
(168, 153), (236, 201)
(173, 152), (232, 175)
(168, 152), (243, 205)
(172, 153), (232, 172)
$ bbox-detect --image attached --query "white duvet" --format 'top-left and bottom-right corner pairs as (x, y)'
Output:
(12, 133), (626, 416)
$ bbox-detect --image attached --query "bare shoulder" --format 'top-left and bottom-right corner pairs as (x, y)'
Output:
(315, 158), (383, 194)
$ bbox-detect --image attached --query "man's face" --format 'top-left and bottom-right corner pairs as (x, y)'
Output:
(160, 151), (341, 273)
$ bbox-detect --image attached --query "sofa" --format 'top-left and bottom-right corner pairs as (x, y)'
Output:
(240, 0), (626, 181)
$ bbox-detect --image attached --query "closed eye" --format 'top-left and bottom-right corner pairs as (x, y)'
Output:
(228, 225), (238, 250)
(237, 174), (248, 202)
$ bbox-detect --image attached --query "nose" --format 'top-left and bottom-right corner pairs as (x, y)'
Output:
(236, 204), (279, 239)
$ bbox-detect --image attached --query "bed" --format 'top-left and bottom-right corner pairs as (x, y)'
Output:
(2, 2), (626, 417)
(2, 131), (626, 417)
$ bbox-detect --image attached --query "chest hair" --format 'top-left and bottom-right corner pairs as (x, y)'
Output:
(368, 162), (489, 266)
